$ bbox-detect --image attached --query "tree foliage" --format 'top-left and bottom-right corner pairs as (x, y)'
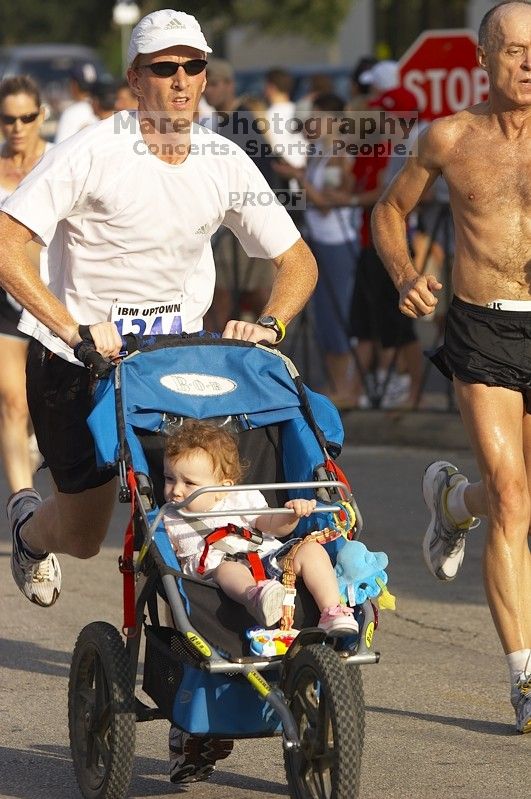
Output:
(0, 0), (353, 47)
(0, 0), (115, 47)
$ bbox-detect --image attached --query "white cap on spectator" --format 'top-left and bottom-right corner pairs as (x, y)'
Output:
(127, 9), (212, 66)
(358, 60), (399, 93)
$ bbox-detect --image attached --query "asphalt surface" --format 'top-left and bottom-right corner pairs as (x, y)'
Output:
(0, 445), (528, 799)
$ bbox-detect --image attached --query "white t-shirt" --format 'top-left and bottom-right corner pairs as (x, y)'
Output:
(304, 151), (357, 245)
(55, 100), (98, 143)
(3, 112), (300, 362)
(163, 488), (283, 578)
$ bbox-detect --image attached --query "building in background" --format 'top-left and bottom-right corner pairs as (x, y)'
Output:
(224, 0), (494, 72)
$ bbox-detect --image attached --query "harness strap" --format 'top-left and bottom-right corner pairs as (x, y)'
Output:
(197, 523), (266, 581)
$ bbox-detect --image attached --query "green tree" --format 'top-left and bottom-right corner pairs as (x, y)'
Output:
(0, 0), (353, 48)
(0, 0), (115, 47)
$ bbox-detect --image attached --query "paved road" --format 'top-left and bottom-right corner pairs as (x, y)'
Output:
(0, 446), (527, 799)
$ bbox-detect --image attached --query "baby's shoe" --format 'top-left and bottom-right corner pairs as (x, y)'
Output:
(318, 604), (359, 636)
(244, 579), (286, 627)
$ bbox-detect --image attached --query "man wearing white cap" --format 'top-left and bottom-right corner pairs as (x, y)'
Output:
(358, 60), (399, 95)
(0, 8), (317, 780)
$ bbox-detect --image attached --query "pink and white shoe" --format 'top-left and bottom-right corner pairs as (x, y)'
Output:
(318, 605), (359, 636)
(244, 579), (286, 627)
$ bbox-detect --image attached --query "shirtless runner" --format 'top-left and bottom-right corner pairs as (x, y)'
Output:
(372, 0), (531, 733)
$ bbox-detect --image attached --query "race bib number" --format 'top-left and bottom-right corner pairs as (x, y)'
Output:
(110, 299), (183, 337)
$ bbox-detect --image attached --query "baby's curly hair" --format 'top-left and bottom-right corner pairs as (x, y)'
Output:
(164, 419), (245, 482)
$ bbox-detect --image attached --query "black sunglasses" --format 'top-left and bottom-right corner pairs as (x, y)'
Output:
(0, 111), (40, 125)
(140, 60), (208, 78)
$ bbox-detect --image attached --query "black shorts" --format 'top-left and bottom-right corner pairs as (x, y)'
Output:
(0, 289), (29, 340)
(350, 246), (417, 348)
(429, 297), (531, 412)
(26, 340), (117, 493)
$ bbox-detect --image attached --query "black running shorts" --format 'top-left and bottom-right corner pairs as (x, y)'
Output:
(26, 340), (117, 493)
(429, 296), (531, 412)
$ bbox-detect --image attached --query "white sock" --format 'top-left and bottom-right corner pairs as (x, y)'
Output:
(507, 649), (531, 685)
(446, 478), (472, 524)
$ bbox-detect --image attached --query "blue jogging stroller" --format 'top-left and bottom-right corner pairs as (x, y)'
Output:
(67, 334), (380, 799)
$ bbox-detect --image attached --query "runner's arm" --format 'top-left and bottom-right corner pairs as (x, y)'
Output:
(0, 212), (122, 356)
(371, 122), (448, 318)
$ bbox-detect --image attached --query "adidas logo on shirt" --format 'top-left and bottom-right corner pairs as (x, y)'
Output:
(194, 224), (209, 235)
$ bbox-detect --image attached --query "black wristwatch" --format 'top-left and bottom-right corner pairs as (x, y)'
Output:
(256, 315), (286, 344)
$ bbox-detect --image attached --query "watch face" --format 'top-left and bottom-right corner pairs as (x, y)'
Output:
(258, 316), (275, 326)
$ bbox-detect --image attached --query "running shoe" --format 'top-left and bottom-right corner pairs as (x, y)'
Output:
(422, 461), (479, 581)
(169, 726), (234, 783)
(7, 488), (61, 607)
(513, 673), (531, 734)
(244, 579), (286, 627)
(318, 604), (359, 636)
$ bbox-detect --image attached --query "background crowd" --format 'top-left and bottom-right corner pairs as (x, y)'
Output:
(0, 48), (453, 496)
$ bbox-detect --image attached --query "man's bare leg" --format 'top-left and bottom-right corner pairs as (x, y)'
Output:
(454, 380), (531, 654)
(20, 478), (117, 559)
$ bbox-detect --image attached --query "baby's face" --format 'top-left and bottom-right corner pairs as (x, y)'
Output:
(163, 448), (228, 512)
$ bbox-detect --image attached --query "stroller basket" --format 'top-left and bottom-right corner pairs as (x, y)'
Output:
(143, 625), (282, 735)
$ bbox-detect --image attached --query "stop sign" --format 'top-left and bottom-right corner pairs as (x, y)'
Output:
(399, 29), (490, 120)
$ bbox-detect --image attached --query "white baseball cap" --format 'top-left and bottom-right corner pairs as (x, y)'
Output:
(358, 60), (399, 93)
(127, 9), (212, 66)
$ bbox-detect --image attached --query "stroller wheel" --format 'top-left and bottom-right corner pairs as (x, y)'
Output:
(345, 664), (365, 751)
(283, 644), (362, 799)
(68, 622), (136, 799)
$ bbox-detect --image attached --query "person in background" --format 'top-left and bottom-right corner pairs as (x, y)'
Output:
(114, 80), (138, 112)
(357, 59), (400, 102)
(346, 55), (378, 113)
(324, 82), (423, 409)
(91, 81), (117, 121)
(202, 58), (278, 331)
(264, 67), (306, 169)
(294, 73), (334, 123)
(55, 62), (98, 142)
(275, 93), (358, 407)
(0, 76), (50, 492)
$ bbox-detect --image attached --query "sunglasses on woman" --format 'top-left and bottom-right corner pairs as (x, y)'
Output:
(140, 60), (208, 78)
(0, 111), (40, 125)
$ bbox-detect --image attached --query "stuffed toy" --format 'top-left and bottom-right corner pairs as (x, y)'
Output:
(334, 540), (396, 610)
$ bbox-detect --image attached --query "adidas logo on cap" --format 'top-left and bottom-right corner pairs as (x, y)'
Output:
(165, 18), (186, 30)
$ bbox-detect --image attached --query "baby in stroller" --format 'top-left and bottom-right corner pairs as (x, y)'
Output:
(163, 418), (358, 636)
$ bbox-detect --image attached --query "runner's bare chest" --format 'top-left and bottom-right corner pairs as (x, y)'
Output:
(444, 128), (531, 218)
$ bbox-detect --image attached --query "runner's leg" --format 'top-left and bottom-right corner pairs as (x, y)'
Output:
(454, 379), (531, 653)
(20, 478), (117, 558)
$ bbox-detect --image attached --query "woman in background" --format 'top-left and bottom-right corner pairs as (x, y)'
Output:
(0, 75), (50, 492)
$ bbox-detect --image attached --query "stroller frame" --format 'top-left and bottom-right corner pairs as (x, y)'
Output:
(67, 336), (380, 799)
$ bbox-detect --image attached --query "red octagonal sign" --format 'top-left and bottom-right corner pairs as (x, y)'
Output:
(399, 29), (490, 120)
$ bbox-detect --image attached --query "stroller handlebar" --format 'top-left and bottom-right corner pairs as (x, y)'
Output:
(74, 339), (115, 378)
(161, 480), (352, 520)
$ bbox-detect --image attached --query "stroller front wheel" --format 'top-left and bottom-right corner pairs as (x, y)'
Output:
(68, 621), (136, 799)
(282, 643), (363, 799)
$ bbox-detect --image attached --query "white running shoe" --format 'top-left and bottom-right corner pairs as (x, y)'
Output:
(422, 461), (479, 581)
(7, 488), (61, 607)
(513, 674), (531, 734)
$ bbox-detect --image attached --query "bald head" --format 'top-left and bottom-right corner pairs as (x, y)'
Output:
(479, 1), (531, 51)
